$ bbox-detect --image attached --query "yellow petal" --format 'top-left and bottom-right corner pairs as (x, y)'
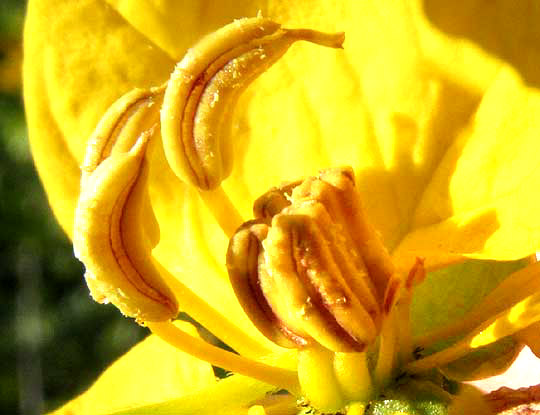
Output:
(394, 68), (540, 269)
(27, 0), (540, 362)
(224, 0), (432, 251)
(471, 290), (540, 349)
(50, 322), (215, 415)
(24, 0), (174, 236)
(420, 0), (540, 88)
(104, 1), (264, 61)
(109, 370), (291, 415)
(108, 0), (465, 253)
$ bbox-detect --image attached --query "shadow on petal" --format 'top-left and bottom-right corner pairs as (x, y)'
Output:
(423, 0), (540, 88)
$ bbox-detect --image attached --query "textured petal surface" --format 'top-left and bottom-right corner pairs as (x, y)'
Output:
(422, 0), (540, 89)
(109, 369), (284, 415)
(25, 0), (540, 357)
(24, 0), (174, 236)
(394, 69), (540, 269)
(50, 322), (215, 415)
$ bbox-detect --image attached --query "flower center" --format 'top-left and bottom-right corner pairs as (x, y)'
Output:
(74, 15), (492, 414)
(228, 167), (397, 352)
(70, 13), (540, 415)
(227, 167), (424, 411)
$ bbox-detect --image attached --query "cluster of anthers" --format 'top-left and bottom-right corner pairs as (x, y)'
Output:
(73, 15), (431, 414)
(227, 167), (428, 411)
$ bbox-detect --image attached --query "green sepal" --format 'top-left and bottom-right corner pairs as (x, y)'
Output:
(366, 378), (451, 415)
(440, 336), (522, 381)
(365, 375), (490, 415)
(411, 259), (528, 342)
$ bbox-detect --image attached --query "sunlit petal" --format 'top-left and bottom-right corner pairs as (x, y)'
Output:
(50, 322), (215, 415)
(394, 69), (540, 269)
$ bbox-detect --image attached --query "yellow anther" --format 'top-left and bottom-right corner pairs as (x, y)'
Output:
(160, 16), (344, 190)
(74, 89), (178, 322)
(81, 86), (164, 180)
(227, 221), (303, 348)
(265, 210), (376, 351)
(253, 180), (300, 221)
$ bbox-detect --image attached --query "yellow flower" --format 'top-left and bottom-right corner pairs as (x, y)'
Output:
(23, 0), (540, 414)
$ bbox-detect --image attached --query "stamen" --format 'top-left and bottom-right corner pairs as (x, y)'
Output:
(81, 87), (164, 177)
(198, 185), (244, 238)
(374, 312), (397, 388)
(282, 29), (345, 48)
(155, 267), (274, 359)
(148, 321), (300, 393)
(75, 108), (178, 322)
(396, 258), (426, 364)
(405, 336), (470, 374)
(227, 221), (305, 348)
(228, 168), (397, 354)
(161, 16), (344, 190)
(416, 261), (540, 349)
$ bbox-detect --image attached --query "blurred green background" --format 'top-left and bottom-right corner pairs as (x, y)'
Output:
(0, 2), (147, 414)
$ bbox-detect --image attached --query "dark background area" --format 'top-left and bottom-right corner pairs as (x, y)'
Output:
(0, 2), (147, 414)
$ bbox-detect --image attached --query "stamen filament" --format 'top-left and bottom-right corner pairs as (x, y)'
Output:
(415, 261), (540, 349)
(374, 312), (397, 388)
(157, 269), (274, 359)
(199, 185), (244, 238)
(404, 337), (470, 374)
(148, 321), (300, 393)
(396, 292), (414, 365)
